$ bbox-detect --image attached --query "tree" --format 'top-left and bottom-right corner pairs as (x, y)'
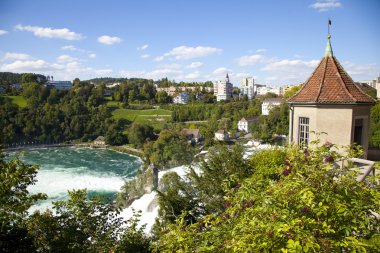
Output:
(0, 153), (47, 252)
(284, 84), (302, 99)
(21, 73), (38, 84)
(156, 143), (380, 252)
(144, 130), (194, 168)
(128, 123), (154, 148)
(27, 190), (151, 253)
(370, 101), (380, 147)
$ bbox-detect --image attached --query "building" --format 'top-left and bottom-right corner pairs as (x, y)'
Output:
(377, 77), (380, 99)
(287, 33), (376, 157)
(256, 86), (281, 96)
(262, 98), (284, 115)
(240, 77), (254, 99)
(173, 92), (190, 104)
(359, 79), (377, 89)
(215, 129), (229, 141)
(182, 128), (201, 143)
(238, 117), (258, 133)
(46, 81), (72, 90)
(93, 136), (106, 146)
(214, 74), (233, 102)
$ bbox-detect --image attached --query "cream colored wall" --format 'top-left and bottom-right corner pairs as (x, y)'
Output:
(289, 104), (372, 157)
(290, 105), (353, 146)
(315, 107), (353, 146)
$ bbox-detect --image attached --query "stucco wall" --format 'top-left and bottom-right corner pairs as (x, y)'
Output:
(289, 104), (372, 157)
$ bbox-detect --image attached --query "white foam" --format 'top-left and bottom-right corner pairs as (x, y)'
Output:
(120, 165), (191, 234)
(28, 169), (126, 212)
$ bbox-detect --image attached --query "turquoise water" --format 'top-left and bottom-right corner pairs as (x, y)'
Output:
(7, 147), (142, 211)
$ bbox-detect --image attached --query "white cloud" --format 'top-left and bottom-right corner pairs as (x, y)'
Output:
(212, 67), (231, 76)
(137, 44), (149, 50)
(0, 58), (113, 80)
(262, 59), (319, 71)
(0, 30), (8, 36)
(61, 45), (77, 51)
(159, 46), (222, 60)
(256, 48), (267, 53)
(15, 24), (84, 40)
(0, 60), (62, 73)
(187, 62), (204, 68)
(158, 63), (182, 69)
(94, 69), (113, 75)
(342, 61), (380, 79)
(154, 56), (164, 62)
(97, 35), (122, 45)
(184, 71), (201, 79)
(261, 59), (319, 84)
(56, 55), (77, 63)
(89, 53), (96, 59)
(236, 54), (267, 66)
(2, 52), (31, 61)
(309, 0), (342, 12)
(120, 68), (184, 80)
(141, 54), (150, 59)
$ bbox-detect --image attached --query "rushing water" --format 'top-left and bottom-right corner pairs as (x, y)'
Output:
(7, 147), (142, 212)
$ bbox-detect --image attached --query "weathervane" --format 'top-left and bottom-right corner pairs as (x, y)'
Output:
(328, 18), (331, 39)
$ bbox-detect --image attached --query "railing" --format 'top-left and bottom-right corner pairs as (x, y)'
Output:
(349, 158), (377, 182)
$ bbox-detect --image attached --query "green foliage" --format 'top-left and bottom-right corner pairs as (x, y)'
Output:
(0, 83), (113, 145)
(284, 85), (302, 99)
(128, 123), (154, 148)
(156, 143), (380, 252)
(1, 96), (27, 108)
(370, 101), (380, 147)
(144, 130), (194, 168)
(0, 153), (47, 252)
(154, 145), (253, 236)
(251, 103), (289, 142)
(27, 190), (151, 252)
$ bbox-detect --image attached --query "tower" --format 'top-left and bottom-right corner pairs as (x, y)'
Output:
(287, 23), (376, 157)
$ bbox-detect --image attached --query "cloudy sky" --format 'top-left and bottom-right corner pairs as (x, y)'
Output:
(0, 0), (379, 86)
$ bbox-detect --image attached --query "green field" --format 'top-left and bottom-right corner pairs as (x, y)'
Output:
(1, 95), (27, 108)
(112, 108), (172, 129)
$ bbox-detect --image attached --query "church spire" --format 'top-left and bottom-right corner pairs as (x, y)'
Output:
(226, 73), (230, 83)
(325, 19), (333, 57)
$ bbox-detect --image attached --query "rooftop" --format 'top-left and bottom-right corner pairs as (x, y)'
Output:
(288, 36), (376, 104)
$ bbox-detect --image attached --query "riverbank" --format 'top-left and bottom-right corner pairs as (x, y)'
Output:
(108, 145), (145, 159)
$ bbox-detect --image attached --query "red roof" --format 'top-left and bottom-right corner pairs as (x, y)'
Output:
(288, 50), (376, 104)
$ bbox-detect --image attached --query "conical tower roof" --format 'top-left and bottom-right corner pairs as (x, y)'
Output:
(288, 36), (376, 104)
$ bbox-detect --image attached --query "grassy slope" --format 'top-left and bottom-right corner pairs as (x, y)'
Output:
(112, 108), (172, 130)
(2, 95), (27, 108)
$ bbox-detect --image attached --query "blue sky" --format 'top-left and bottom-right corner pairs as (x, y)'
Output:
(0, 0), (379, 86)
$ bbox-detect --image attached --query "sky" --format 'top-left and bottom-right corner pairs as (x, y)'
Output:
(0, 0), (379, 86)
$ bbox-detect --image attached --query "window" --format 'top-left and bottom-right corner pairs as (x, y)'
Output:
(298, 117), (309, 146)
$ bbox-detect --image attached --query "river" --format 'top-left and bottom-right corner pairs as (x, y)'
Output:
(7, 147), (142, 212)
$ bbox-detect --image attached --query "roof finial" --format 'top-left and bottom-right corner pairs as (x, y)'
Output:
(325, 19), (333, 57)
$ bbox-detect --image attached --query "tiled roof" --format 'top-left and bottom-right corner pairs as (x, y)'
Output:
(263, 98), (284, 103)
(240, 117), (258, 122)
(288, 40), (376, 104)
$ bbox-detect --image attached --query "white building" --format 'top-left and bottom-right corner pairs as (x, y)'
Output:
(215, 129), (229, 141)
(262, 98), (284, 115)
(256, 86), (281, 96)
(238, 117), (258, 133)
(359, 79), (377, 89)
(214, 74), (233, 102)
(173, 92), (190, 104)
(240, 77), (254, 99)
(377, 77), (380, 99)
(46, 81), (72, 90)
